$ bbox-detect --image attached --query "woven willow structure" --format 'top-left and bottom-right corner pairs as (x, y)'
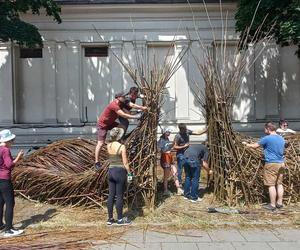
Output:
(191, 3), (300, 205)
(13, 42), (188, 209)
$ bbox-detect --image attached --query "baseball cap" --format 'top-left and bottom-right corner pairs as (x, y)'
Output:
(115, 91), (126, 98)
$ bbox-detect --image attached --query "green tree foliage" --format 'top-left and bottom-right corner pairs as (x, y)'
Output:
(235, 0), (300, 57)
(0, 0), (61, 47)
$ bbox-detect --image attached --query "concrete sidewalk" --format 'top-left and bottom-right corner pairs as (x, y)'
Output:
(92, 228), (300, 250)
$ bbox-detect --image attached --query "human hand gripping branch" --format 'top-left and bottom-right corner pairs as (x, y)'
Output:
(242, 141), (260, 148)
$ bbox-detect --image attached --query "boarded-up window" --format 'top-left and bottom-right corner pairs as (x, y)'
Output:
(20, 48), (43, 58)
(84, 47), (108, 57)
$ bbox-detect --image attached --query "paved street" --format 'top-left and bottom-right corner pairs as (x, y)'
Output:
(92, 228), (300, 250)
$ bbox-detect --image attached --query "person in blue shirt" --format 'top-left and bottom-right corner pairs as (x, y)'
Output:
(243, 121), (285, 211)
(183, 144), (210, 202)
(173, 123), (207, 186)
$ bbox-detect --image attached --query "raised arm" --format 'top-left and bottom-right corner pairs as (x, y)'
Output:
(117, 109), (140, 119)
(192, 127), (207, 135)
(128, 102), (148, 111)
(243, 142), (260, 149)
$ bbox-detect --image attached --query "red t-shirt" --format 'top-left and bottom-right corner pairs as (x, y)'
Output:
(0, 146), (14, 180)
(98, 99), (124, 127)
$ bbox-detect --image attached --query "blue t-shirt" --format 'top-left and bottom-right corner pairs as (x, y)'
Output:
(258, 134), (285, 163)
(158, 137), (173, 153)
(184, 144), (209, 162)
(174, 129), (193, 155)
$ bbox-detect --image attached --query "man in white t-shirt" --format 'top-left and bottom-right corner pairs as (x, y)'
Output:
(276, 119), (296, 136)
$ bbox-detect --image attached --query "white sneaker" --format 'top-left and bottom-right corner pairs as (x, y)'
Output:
(163, 190), (172, 196)
(190, 198), (203, 203)
(176, 188), (184, 196)
(3, 229), (24, 237)
(12, 228), (24, 234)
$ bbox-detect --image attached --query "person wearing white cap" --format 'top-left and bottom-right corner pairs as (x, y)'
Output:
(158, 128), (183, 196)
(0, 129), (24, 237)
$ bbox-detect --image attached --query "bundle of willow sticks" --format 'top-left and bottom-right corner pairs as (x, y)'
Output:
(193, 23), (300, 205)
(12, 41), (188, 209)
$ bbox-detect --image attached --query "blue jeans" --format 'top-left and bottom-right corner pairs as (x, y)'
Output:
(183, 159), (201, 200)
(176, 154), (185, 184)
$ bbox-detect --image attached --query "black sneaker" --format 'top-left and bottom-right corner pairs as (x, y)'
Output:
(276, 203), (283, 209)
(95, 162), (102, 171)
(0, 224), (5, 231)
(106, 218), (116, 226)
(262, 204), (276, 211)
(117, 217), (132, 226)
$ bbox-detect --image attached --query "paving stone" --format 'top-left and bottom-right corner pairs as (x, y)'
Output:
(120, 230), (147, 243)
(268, 242), (300, 250)
(125, 243), (161, 250)
(145, 231), (177, 243)
(162, 242), (198, 250)
(92, 243), (125, 250)
(271, 229), (300, 242)
(232, 242), (272, 250)
(239, 229), (280, 242)
(197, 242), (235, 250)
(176, 230), (211, 242)
(208, 229), (246, 242)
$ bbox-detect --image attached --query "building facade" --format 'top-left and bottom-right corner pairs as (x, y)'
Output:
(0, 0), (299, 149)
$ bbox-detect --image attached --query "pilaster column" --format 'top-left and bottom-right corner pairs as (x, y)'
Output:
(0, 43), (14, 124)
(110, 41), (124, 96)
(175, 40), (189, 119)
(65, 41), (81, 124)
(43, 40), (57, 123)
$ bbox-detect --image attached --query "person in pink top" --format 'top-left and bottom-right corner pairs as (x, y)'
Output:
(0, 129), (24, 237)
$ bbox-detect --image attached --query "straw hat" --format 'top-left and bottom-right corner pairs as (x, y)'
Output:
(0, 129), (16, 143)
(108, 127), (124, 141)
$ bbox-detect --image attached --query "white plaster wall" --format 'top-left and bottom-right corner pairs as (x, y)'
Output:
(0, 3), (299, 144)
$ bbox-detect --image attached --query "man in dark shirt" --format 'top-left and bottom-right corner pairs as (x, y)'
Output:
(173, 123), (207, 185)
(118, 87), (147, 134)
(95, 92), (143, 169)
(183, 144), (209, 202)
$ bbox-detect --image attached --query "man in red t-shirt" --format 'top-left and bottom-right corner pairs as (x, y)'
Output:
(95, 92), (144, 169)
(119, 87), (147, 134)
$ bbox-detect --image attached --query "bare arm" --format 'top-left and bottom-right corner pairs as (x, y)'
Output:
(128, 102), (148, 111)
(202, 160), (213, 174)
(243, 142), (260, 149)
(120, 145), (131, 173)
(173, 141), (189, 150)
(13, 150), (24, 164)
(117, 109), (139, 119)
(192, 127), (207, 135)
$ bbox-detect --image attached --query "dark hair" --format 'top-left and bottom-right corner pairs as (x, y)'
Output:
(265, 121), (276, 132)
(279, 119), (287, 126)
(129, 87), (139, 95)
(178, 123), (187, 131)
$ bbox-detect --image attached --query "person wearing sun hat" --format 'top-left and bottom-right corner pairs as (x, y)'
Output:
(158, 128), (183, 196)
(106, 127), (132, 226)
(0, 129), (24, 237)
